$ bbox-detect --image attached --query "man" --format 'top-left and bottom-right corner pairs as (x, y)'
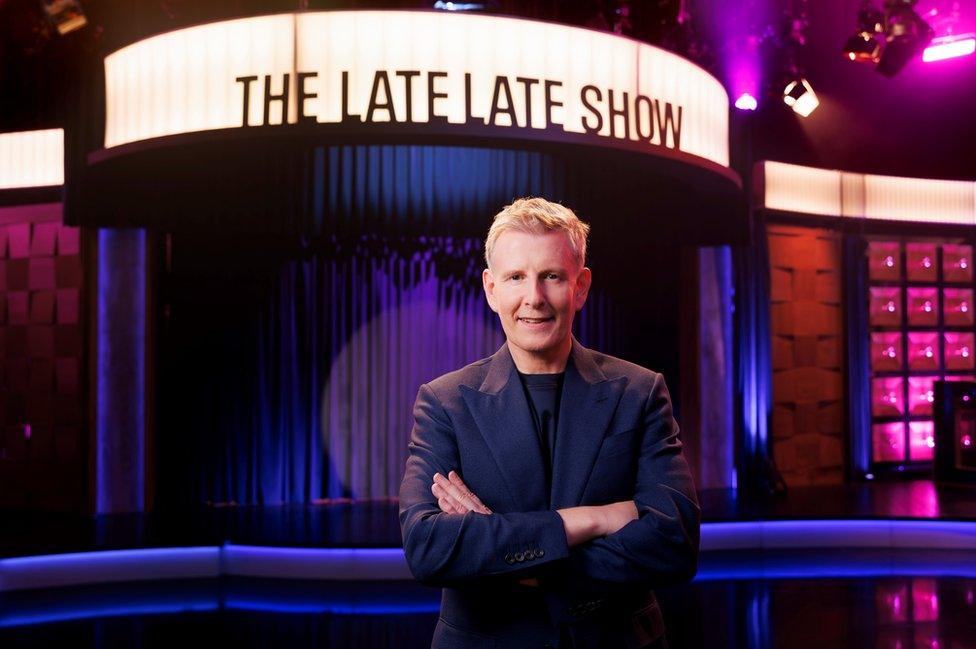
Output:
(399, 198), (700, 648)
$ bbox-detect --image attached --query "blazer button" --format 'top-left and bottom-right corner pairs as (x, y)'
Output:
(537, 549), (545, 557)
(505, 554), (514, 564)
(533, 549), (543, 558)
(515, 551), (525, 562)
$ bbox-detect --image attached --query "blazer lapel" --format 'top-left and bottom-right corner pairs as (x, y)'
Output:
(459, 343), (549, 512)
(550, 340), (626, 509)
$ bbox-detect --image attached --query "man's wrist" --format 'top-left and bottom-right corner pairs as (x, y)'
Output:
(556, 506), (604, 547)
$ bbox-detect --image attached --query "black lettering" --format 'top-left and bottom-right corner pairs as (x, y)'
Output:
(366, 71), (397, 122)
(341, 71), (360, 122)
(634, 95), (655, 142)
(654, 100), (683, 149)
(515, 77), (539, 128)
(263, 73), (290, 126)
(236, 75), (258, 127)
(296, 72), (317, 123)
(607, 89), (630, 139)
(580, 85), (603, 134)
(488, 76), (518, 127)
(395, 70), (420, 122)
(464, 73), (482, 123)
(427, 71), (448, 122)
(544, 80), (563, 129)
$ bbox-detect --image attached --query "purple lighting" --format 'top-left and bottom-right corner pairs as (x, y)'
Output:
(923, 35), (976, 62)
(735, 93), (758, 110)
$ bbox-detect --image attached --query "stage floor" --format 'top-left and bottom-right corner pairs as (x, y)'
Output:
(3, 480), (976, 648)
(3, 480), (976, 559)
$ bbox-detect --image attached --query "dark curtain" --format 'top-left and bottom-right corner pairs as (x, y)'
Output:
(159, 235), (620, 506)
(151, 144), (687, 507)
(843, 233), (871, 477)
(732, 218), (775, 493)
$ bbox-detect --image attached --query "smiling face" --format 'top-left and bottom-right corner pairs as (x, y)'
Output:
(483, 229), (591, 374)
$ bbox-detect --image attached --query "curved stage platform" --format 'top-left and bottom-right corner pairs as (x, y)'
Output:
(3, 480), (976, 647)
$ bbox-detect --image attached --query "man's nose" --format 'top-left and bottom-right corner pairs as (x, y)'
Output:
(523, 278), (546, 307)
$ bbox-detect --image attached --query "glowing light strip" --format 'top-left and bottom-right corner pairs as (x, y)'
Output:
(95, 229), (147, 514)
(761, 160), (976, 225)
(222, 545), (413, 580)
(4, 541), (976, 627)
(103, 11), (730, 166)
(923, 36), (976, 62)
(1, 521), (975, 593)
(0, 601), (218, 628)
(0, 547), (219, 592)
(701, 520), (976, 551)
(0, 129), (64, 190)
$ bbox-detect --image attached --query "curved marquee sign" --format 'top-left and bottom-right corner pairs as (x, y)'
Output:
(103, 11), (730, 168)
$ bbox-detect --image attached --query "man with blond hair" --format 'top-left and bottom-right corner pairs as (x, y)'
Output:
(399, 197), (700, 648)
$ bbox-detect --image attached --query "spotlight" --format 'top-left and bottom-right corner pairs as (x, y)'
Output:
(783, 78), (819, 117)
(877, 1), (934, 77)
(39, 0), (88, 35)
(844, 32), (882, 62)
(734, 93), (758, 111)
(923, 34), (976, 62)
(432, 1), (489, 10)
(857, 2), (886, 34)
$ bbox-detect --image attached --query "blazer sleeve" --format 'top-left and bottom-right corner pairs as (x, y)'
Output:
(398, 383), (571, 586)
(558, 372), (701, 594)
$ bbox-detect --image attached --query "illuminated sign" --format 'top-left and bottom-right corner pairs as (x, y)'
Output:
(761, 161), (976, 225)
(0, 129), (64, 190)
(104, 11), (729, 167)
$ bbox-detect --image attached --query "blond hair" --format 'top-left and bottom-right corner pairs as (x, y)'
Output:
(484, 197), (590, 270)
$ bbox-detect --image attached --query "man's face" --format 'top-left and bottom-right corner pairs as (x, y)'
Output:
(483, 230), (591, 370)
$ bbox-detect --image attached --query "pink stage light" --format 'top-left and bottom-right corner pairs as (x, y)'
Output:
(923, 35), (976, 62)
(735, 93), (758, 111)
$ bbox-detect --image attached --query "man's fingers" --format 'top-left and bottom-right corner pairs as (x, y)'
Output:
(447, 471), (492, 514)
(435, 472), (472, 510)
(438, 497), (459, 514)
(448, 471), (492, 513)
(431, 480), (465, 513)
(434, 471), (490, 515)
(433, 482), (465, 514)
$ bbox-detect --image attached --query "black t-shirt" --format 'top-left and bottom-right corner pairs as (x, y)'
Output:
(517, 371), (565, 506)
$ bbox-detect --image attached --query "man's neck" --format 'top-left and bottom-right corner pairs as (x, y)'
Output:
(509, 339), (572, 374)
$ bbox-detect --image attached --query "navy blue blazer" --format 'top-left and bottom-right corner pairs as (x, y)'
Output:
(399, 339), (700, 648)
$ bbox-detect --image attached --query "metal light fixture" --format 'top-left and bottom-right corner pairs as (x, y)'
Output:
(844, 1), (885, 62)
(39, 0), (88, 35)
(844, 31), (882, 62)
(783, 78), (819, 117)
(843, 0), (936, 76)
(877, 0), (934, 76)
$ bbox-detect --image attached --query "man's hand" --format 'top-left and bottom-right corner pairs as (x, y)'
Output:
(557, 500), (638, 547)
(430, 471), (637, 549)
(431, 471), (492, 515)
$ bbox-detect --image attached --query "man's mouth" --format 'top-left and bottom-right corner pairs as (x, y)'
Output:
(517, 316), (554, 324)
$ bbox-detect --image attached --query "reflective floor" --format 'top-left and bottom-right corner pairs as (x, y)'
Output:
(3, 573), (975, 648)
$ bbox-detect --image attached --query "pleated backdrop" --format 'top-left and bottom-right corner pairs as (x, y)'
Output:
(156, 145), (625, 507)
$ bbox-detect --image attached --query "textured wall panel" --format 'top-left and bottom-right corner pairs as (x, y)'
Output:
(767, 224), (845, 486)
(0, 205), (85, 511)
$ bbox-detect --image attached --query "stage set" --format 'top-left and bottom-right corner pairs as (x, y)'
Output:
(2, 1), (976, 648)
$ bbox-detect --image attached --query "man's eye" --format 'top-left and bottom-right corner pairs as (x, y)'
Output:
(509, 274), (523, 281)
(546, 273), (561, 280)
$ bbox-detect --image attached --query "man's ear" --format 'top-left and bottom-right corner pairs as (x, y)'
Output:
(575, 267), (592, 311)
(483, 268), (499, 313)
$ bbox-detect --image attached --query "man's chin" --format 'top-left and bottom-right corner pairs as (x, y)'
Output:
(507, 334), (569, 356)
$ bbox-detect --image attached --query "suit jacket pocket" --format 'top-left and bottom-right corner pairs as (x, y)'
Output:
(597, 427), (638, 460)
